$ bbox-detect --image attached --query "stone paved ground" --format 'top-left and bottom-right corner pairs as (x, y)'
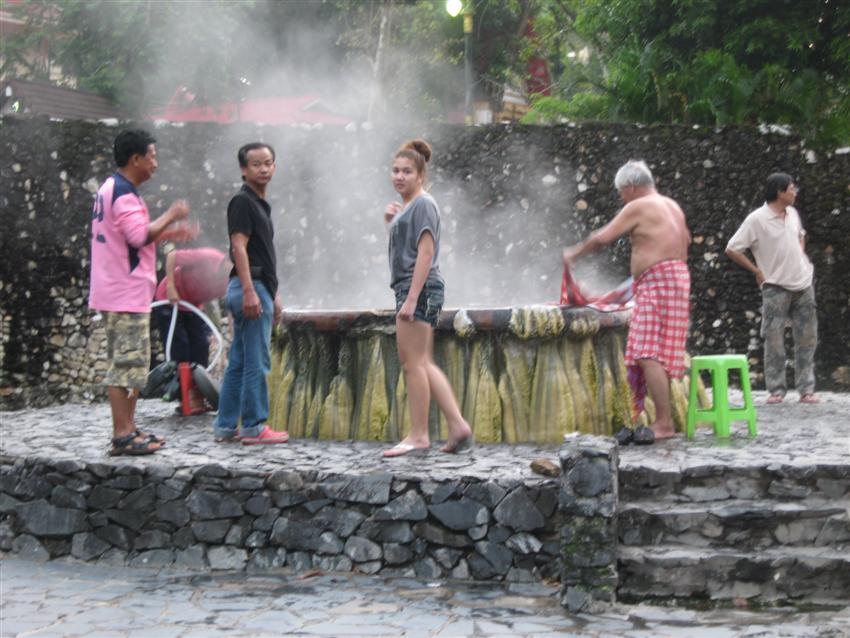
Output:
(2, 391), (849, 637)
(1, 390), (847, 480)
(1, 556), (848, 638)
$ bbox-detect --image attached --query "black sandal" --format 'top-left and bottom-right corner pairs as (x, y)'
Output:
(109, 433), (160, 456)
(134, 430), (165, 446)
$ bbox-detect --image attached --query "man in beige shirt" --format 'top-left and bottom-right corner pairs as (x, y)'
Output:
(726, 172), (819, 404)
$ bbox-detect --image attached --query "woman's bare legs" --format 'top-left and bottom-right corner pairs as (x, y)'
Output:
(384, 318), (432, 457)
(424, 329), (472, 450)
(384, 319), (471, 457)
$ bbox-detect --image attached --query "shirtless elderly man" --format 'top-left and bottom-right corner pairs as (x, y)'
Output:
(563, 160), (691, 443)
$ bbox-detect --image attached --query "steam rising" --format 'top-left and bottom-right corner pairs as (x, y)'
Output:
(111, 2), (627, 309)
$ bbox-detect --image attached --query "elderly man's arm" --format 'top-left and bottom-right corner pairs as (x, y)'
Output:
(563, 205), (636, 264)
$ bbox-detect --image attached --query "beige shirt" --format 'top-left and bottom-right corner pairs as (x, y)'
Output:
(727, 203), (813, 291)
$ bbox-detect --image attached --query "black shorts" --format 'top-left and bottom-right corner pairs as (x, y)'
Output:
(394, 282), (444, 327)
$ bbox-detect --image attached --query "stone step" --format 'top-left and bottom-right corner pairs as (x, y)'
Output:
(618, 463), (850, 503)
(618, 544), (850, 605)
(619, 498), (850, 550)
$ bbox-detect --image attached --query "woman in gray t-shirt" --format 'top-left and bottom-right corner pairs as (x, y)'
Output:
(382, 139), (473, 458)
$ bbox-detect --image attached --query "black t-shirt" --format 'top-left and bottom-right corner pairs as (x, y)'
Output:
(227, 184), (278, 297)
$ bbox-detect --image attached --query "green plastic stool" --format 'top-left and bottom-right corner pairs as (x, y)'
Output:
(686, 354), (757, 438)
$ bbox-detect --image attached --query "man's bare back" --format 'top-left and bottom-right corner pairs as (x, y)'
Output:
(625, 193), (690, 278)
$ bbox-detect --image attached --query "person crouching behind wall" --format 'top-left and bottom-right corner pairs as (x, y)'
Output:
(382, 139), (473, 458)
(154, 246), (231, 368)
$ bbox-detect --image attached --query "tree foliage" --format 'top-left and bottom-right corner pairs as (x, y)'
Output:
(523, 0), (850, 146)
(2, 0), (847, 144)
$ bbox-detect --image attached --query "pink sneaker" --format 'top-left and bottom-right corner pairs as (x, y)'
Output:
(241, 426), (290, 445)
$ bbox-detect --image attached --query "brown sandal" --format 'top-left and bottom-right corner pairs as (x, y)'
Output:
(134, 430), (165, 446)
(109, 433), (160, 456)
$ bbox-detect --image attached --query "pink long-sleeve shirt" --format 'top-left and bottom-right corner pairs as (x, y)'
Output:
(88, 173), (156, 313)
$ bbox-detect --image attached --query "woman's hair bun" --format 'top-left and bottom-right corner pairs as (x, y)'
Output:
(403, 138), (432, 163)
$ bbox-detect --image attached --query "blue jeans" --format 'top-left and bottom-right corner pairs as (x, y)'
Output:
(394, 281), (444, 327)
(214, 279), (273, 438)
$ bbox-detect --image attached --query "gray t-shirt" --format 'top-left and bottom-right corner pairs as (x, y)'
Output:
(388, 193), (444, 291)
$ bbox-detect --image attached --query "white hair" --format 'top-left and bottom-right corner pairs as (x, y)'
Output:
(614, 160), (655, 190)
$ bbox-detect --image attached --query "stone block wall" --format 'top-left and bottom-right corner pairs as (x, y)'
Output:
(558, 435), (619, 612)
(1, 117), (848, 408)
(0, 455), (563, 583)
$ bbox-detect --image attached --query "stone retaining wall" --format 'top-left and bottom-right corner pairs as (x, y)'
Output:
(0, 452), (566, 584)
(2, 118), (848, 409)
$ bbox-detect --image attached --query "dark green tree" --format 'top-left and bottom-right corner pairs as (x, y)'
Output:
(524, 0), (850, 146)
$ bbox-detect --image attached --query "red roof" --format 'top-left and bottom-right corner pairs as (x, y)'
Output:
(149, 92), (353, 126)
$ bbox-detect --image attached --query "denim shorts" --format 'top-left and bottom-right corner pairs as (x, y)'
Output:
(394, 282), (444, 327)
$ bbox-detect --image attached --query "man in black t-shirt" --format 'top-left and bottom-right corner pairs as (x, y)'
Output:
(213, 142), (289, 445)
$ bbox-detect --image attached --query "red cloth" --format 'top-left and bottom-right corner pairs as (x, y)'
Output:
(559, 264), (633, 311)
(154, 248), (229, 309)
(625, 259), (691, 418)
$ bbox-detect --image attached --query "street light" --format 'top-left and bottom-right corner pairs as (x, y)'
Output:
(446, 0), (474, 125)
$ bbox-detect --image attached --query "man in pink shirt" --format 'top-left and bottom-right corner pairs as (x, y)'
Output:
(89, 129), (197, 456)
(153, 247), (231, 367)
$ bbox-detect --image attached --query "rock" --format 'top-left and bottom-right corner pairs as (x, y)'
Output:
(562, 586), (590, 613)
(312, 506), (366, 537)
(531, 458), (561, 477)
(119, 484), (157, 511)
(186, 490), (244, 520)
(473, 541), (513, 576)
(432, 547), (463, 569)
(95, 524), (133, 551)
(245, 531), (268, 549)
(191, 520), (231, 543)
(12, 534), (50, 562)
(50, 485), (87, 510)
(344, 536), (382, 562)
(383, 542), (413, 565)
(0, 493), (21, 513)
(463, 482), (507, 508)
(429, 498), (489, 531)
(373, 490), (428, 521)
(267, 470), (303, 491)
(450, 559), (470, 579)
(16, 499), (88, 537)
(315, 555), (353, 573)
(413, 557), (442, 579)
(468, 525), (488, 540)
(173, 526), (195, 548)
(357, 520), (414, 543)
(316, 531), (344, 555)
(175, 546), (207, 569)
(104, 508), (148, 532)
(287, 551), (313, 571)
(248, 548), (287, 571)
(567, 458), (611, 497)
(156, 501), (192, 527)
(225, 520), (251, 546)
(253, 508), (280, 532)
(356, 560), (382, 575)
(207, 546), (248, 570)
(270, 518), (320, 551)
(0, 522), (14, 550)
(195, 464), (230, 478)
(133, 529), (170, 550)
(87, 485), (124, 510)
(493, 489), (544, 531)
(322, 474), (391, 505)
(506, 567), (536, 582)
(412, 521), (472, 548)
(245, 494), (272, 517)
(506, 532), (543, 554)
